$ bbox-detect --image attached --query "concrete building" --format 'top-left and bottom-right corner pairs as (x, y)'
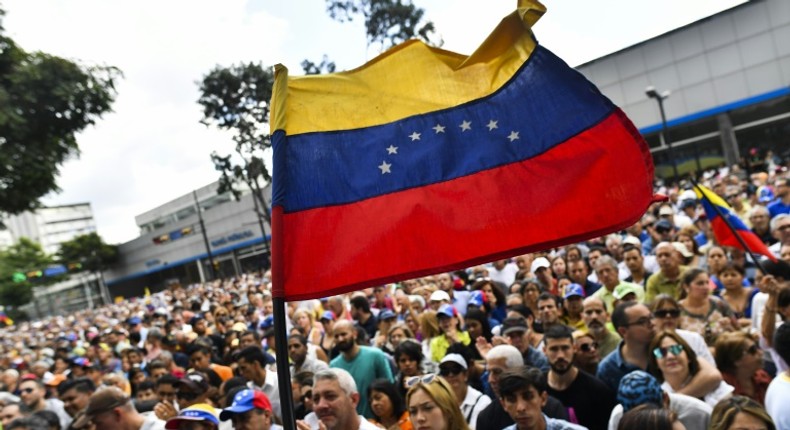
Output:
(1, 203), (97, 254)
(576, 0), (790, 178)
(104, 181), (271, 299)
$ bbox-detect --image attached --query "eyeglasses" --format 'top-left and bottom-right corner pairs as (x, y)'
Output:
(406, 374), (436, 387)
(439, 366), (465, 377)
(653, 344), (684, 359)
(177, 391), (199, 400)
(578, 342), (599, 352)
(745, 344), (760, 356)
(625, 315), (654, 327)
(654, 309), (680, 319)
(777, 225), (790, 232)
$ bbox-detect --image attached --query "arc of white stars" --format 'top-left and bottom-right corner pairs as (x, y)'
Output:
(433, 123), (446, 133)
(507, 131), (520, 142)
(460, 120), (472, 131)
(386, 145), (398, 155)
(487, 120), (498, 131)
(378, 161), (392, 174)
(409, 132), (421, 141)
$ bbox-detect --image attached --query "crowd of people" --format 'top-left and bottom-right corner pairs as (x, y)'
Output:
(1, 167), (790, 430)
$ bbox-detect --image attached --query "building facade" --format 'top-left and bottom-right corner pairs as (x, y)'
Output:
(1, 203), (97, 255)
(576, 0), (789, 178)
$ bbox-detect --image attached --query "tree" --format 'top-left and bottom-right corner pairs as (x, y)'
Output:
(57, 232), (118, 272)
(0, 238), (55, 315)
(0, 7), (121, 215)
(325, 0), (441, 50)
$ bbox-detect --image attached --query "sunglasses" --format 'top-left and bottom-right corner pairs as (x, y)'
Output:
(406, 374), (436, 388)
(439, 366), (465, 377)
(653, 344), (684, 359)
(654, 309), (680, 319)
(578, 342), (599, 352)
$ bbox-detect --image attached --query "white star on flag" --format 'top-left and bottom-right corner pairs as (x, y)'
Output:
(460, 120), (472, 131)
(378, 161), (392, 174)
(386, 145), (398, 155)
(507, 131), (520, 142)
(487, 120), (498, 131)
(433, 124), (446, 133)
(409, 132), (421, 141)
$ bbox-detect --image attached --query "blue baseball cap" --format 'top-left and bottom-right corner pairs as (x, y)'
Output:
(468, 290), (484, 307)
(219, 389), (273, 421)
(259, 315), (274, 330)
(378, 310), (396, 322)
(320, 311), (336, 321)
(563, 283), (585, 299)
(617, 370), (663, 412)
(127, 316), (141, 325)
(165, 404), (219, 429)
(437, 304), (457, 319)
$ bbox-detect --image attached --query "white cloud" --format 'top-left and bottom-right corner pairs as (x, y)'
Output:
(2, 0), (745, 244)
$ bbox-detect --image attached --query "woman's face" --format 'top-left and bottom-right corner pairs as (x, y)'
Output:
(466, 319), (482, 341)
(438, 316), (456, 333)
(409, 389), (447, 430)
(405, 315), (419, 334)
(735, 341), (764, 374)
(685, 273), (711, 300)
(482, 284), (497, 305)
(552, 258), (566, 276)
(389, 328), (406, 348)
(654, 303), (681, 331)
(296, 314), (310, 329)
(678, 235), (696, 256)
(370, 390), (395, 420)
(523, 284), (539, 303)
(655, 337), (689, 378)
(719, 268), (744, 291)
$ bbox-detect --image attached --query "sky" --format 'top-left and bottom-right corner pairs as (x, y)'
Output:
(2, 0), (746, 245)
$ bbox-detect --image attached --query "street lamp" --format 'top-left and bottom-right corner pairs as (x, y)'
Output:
(646, 86), (679, 183)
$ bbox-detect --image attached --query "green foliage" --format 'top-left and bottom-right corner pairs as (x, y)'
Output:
(325, 0), (441, 50)
(0, 10), (121, 215)
(0, 238), (55, 308)
(301, 55), (337, 75)
(57, 232), (118, 272)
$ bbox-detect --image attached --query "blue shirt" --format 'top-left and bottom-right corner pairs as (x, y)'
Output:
(501, 414), (588, 430)
(767, 199), (790, 218)
(596, 341), (643, 392)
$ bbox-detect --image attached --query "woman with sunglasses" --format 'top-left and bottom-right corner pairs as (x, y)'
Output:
(438, 351), (490, 429)
(571, 331), (600, 375)
(714, 332), (771, 405)
(677, 268), (736, 345)
(369, 379), (413, 430)
(648, 331), (733, 406)
(651, 294), (716, 365)
(406, 374), (470, 430)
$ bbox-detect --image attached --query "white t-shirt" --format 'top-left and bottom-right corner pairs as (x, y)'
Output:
(765, 372), (790, 430)
(676, 329), (715, 365)
(661, 380), (733, 407)
(461, 386), (492, 430)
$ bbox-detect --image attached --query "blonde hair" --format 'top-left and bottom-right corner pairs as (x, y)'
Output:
(418, 311), (440, 340)
(406, 376), (470, 430)
(292, 308), (315, 329)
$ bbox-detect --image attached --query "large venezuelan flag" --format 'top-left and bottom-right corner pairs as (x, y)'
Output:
(694, 183), (776, 261)
(270, 0), (657, 300)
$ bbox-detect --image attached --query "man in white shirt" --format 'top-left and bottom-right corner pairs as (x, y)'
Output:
(296, 368), (379, 430)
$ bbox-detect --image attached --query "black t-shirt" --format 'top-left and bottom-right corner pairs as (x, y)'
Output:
(476, 393), (569, 430)
(545, 369), (616, 430)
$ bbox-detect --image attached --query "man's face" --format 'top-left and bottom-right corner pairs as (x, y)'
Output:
(568, 262), (588, 285)
(781, 244), (790, 263)
(189, 351), (211, 370)
(774, 217), (790, 245)
(150, 367), (168, 380)
(193, 320), (207, 335)
(500, 386), (547, 430)
(19, 380), (44, 408)
(61, 388), (93, 417)
(574, 336), (600, 367)
(1, 404), (23, 427)
(622, 304), (655, 344)
(127, 351), (142, 365)
(437, 274), (453, 292)
(333, 324), (356, 352)
(240, 334), (258, 349)
(156, 383), (177, 404)
(237, 359), (259, 383)
(544, 338), (574, 375)
(595, 264), (619, 288)
(397, 355), (419, 377)
(588, 251), (603, 269)
(288, 338), (308, 364)
(623, 249), (644, 273)
(537, 299), (560, 325)
(582, 299), (608, 336)
(655, 244), (678, 272)
(312, 379), (358, 430)
(231, 409), (271, 430)
(136, 388), (157, 402)
(565, 296), (583, 316)
(486, 357), (508, 396)
(750, 211), (769, 230)
(504, 328), (529, 353)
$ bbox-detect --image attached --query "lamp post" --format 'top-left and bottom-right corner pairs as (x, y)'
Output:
(646, 86), (679, 184)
